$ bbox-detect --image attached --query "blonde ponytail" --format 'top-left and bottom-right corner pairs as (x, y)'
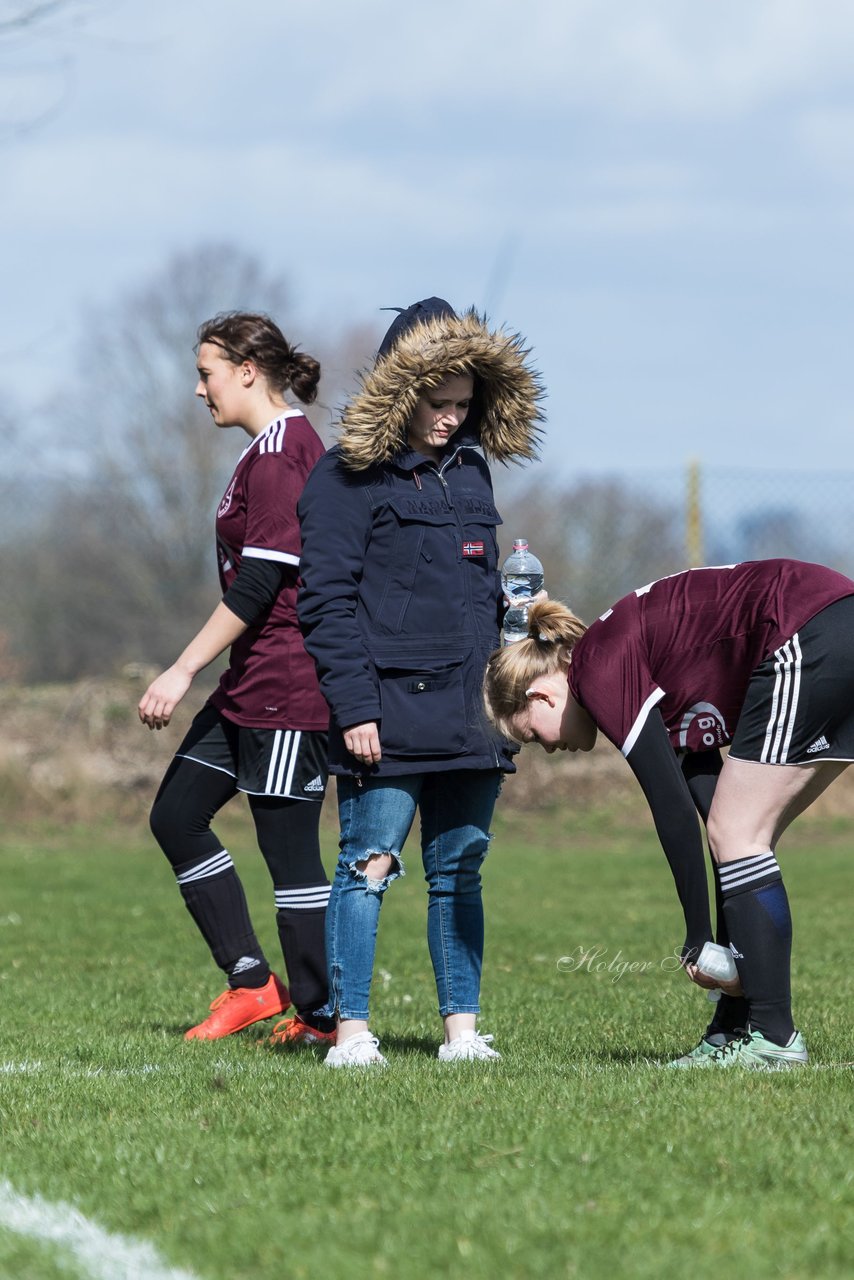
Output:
(483, 599), (586, 741)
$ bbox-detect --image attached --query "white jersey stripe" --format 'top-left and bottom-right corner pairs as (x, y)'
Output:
(242, 547), (300, 565)
(621, 687), (666, 757)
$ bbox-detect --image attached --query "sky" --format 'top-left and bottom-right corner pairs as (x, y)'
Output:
(3, 0), (854, 476)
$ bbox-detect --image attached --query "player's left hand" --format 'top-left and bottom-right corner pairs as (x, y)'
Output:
(138, 665), (193, 730)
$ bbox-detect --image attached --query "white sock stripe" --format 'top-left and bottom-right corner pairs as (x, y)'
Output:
(274, 885), (331, 897)
(274, 889), (331, 907)
(720, 866), (781, 890)
(274, 891), (331, 902)
(275, 901), (330, 910)
(175, 851), (233, 885)
(719, 856), (780, 890)
(718, 852), (778, 877)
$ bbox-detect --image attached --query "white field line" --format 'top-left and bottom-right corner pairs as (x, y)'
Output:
(0, 1180), (202, 1280)
(0, 1059), (251, 1079)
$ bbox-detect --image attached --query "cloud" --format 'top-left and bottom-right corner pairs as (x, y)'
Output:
(796, 107), (854, 188)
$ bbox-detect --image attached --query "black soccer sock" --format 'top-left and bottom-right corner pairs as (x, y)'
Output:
(174, 851), (270, 989)
(706, 864), (750, 1037)
(274, 883), (333, 1026)
(719, 852), (795, 1046)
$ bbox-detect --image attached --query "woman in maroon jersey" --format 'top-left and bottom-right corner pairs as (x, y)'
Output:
(483, 559), (854, 1070)
(138, 312), (335, 1046)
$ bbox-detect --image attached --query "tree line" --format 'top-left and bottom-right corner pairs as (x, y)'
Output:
(6, 242), (841, 687)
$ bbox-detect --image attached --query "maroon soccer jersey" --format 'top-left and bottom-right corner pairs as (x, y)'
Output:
(209, 412), (329, 730)
(567, 560), (854, 756)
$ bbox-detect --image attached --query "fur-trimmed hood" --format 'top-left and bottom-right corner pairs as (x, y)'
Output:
(337, 306), (546, 471)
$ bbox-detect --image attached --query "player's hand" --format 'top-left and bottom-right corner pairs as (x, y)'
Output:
(138, 665), (193, 730)
(685, 963), (743, 996)
(683, 956), (744, 997)
(343, 721), (382, 764)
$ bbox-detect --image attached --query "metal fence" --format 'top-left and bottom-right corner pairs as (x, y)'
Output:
(493, 464), (854, 625)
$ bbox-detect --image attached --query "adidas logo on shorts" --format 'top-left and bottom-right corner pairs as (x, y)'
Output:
(303, 775), (324, 793)
(806, 735), (830, 754)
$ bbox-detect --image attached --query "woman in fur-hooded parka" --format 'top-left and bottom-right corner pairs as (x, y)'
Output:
(298, 300), (544, 776)
(296, 298), (544, 1064)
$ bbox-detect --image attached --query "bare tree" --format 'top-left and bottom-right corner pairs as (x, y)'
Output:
(3, 243), (380, 682)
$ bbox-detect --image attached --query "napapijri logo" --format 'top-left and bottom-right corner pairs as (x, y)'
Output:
(303, 775), (324, 792)
(231, 955), (262, 975)
(806, 735), (830, 754)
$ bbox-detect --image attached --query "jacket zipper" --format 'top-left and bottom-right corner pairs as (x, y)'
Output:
(421, 452), (501, 769)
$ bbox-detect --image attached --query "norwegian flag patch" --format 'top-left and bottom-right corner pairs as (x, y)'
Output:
(462, 540), (485, 557)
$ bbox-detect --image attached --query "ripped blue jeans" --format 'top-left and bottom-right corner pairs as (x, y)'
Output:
(322, 770), (501, 1022)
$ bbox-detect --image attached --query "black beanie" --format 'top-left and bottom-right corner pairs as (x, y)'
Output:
(376, 297), (457, 362)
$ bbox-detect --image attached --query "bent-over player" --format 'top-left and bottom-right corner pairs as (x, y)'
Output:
(483, 559), (854, 1069)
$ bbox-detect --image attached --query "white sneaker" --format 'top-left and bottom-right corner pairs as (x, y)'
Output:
(438, 1030), (501, 1062)
(324, 1031), (387, 1068)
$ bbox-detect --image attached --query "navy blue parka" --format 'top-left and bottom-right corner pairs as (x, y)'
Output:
(297, 302), (545, 778)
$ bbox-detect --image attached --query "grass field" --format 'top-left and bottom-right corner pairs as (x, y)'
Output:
(1, 807), (852, 1280)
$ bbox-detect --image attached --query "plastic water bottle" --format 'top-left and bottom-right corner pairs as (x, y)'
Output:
(501, 538), (544, 645)
(696, 942), (739, 985)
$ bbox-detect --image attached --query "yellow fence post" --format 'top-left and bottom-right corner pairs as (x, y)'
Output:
(686, 459), (704, 567)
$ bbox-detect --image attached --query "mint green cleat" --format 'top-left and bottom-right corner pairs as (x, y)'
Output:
(693, 1029), (808, 1070)
(668, 1031), (733, 1068)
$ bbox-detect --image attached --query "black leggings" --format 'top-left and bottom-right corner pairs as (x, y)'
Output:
(149, 755), (330, 1017)
(150, 754), (325, 885)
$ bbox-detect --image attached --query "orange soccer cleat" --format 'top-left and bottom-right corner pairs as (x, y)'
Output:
(184, 973), (290, 1041)
(267, 1016), (337, 1048)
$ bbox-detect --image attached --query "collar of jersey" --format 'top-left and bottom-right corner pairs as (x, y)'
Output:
(238, 410), (304, 461)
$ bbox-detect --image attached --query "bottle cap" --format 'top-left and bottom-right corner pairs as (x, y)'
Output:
(512, 538), (528, 550)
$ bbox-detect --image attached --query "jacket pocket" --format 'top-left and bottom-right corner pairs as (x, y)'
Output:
(374, 656), (466, 757)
